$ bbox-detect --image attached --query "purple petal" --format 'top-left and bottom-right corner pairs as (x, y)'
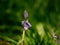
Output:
(24, 10), (28, 18)
(24, 27), (28, 30)
(25, 20), (32, 27)
(24, 21), (32, 30)
(21, 20), (32, 30)
(24, 25), (29, 30)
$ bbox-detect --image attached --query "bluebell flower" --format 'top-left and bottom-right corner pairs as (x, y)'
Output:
(21, 20), (32, 30)
(21, 10), (32, 30)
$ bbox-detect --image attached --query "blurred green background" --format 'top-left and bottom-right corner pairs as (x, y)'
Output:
(0, 0), (60, 45)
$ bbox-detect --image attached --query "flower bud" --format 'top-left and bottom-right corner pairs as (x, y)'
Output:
(24, 10), (28, 19)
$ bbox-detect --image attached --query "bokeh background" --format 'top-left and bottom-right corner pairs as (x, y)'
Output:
(0, 0), (60, 45)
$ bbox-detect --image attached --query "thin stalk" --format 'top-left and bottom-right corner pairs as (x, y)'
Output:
(17, 30), (25, 45)
(21, 30), (25, 45)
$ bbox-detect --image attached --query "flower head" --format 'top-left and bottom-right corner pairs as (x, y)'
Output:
(21, 10), (32, 30)
(21, 20), (32, 30)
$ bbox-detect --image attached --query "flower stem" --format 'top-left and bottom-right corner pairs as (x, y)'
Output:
(17, 30), (25, 45)
(21, 30), (25, 45)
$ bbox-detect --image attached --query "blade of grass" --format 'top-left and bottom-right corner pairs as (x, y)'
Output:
(0, 36), (17, 44)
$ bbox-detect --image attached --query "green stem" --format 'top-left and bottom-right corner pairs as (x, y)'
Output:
(17, 30), (25, 45)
